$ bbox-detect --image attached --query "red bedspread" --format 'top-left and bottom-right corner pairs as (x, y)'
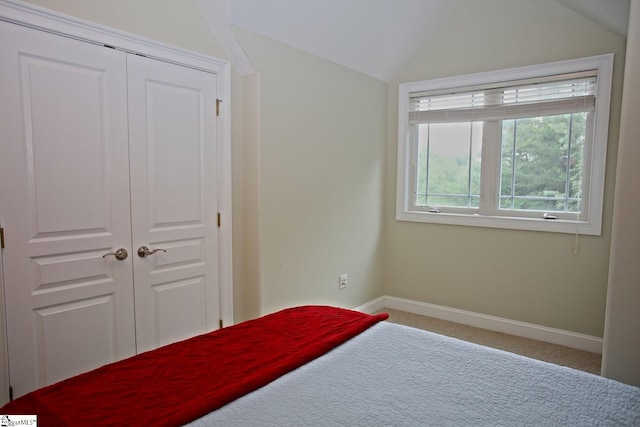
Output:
(1, 305), (387, 426)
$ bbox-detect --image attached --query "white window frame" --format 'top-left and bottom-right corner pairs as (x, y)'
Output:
(396, 54), (614, 235)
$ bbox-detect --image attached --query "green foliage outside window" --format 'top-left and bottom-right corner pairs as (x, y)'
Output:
(416, 113), (586, 213)
(500, 113), (585, 213)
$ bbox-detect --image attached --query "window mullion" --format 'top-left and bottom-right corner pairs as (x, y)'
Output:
(425, 124), (431, 207)
(467, 123), (473, 208)
(479, 120), (501, 215)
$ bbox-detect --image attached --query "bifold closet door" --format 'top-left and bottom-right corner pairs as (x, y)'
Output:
(0, 21), (136, 398)
(126, 54), (220, 354)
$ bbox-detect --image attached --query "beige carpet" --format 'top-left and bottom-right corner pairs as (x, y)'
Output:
(375, 308), (601, 375)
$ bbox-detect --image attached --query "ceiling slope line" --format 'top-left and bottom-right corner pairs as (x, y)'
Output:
(196, 0), (256, 75)
(556, 0), (629, 38)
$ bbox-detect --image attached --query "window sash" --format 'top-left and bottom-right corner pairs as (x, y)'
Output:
(409, 112), (594, 222)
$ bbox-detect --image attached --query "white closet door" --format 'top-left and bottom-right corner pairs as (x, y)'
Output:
(0, 21), (135, 397)
(127, 55), (220, 353)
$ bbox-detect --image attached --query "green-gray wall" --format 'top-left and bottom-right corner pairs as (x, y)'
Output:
(384, 0), (626, 337)
(235, 29), (387, 316)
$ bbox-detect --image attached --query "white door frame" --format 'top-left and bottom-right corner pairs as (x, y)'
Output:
(0, 0), (233, 403)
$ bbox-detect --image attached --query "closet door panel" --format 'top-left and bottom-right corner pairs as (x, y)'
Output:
(0, 21), (135, 397)
(127, 55), (220, 352)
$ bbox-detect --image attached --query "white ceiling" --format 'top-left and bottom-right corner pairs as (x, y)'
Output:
(221, 0), (630, 82)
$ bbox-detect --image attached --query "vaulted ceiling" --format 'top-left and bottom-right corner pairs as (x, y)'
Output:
(200, 0), (630, 82)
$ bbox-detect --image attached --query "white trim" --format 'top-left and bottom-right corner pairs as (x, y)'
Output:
(400, 55), (613, 96)
(353, 296), (387, 314)
(217, 62), (235, 327)
(0, 0), (228, 74)
(0, 0), (234, 324)
(356, 296), (603, 354)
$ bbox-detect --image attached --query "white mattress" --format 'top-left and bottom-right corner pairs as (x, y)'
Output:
(186, 322), (640, 426)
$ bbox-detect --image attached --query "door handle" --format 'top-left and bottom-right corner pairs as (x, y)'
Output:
(137, 246), (167, 258)
(102, 248), (128, 260)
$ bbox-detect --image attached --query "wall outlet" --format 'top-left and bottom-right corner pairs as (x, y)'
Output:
(339, 273), (348, 289)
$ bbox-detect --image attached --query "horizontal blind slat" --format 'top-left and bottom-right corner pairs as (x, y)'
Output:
(409, 71), (597, 100)
(409, 96), (595, 124)
(409, 75), (598, 119)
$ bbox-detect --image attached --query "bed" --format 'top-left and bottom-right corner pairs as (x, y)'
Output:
(2, 305), (639, 426)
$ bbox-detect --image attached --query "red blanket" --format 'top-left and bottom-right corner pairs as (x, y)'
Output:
(2, 305), (387, 426)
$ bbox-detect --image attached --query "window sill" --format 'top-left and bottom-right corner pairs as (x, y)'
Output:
(396, 209), (601, 236)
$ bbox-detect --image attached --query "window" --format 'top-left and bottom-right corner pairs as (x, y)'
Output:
(396, 55), (613, 235)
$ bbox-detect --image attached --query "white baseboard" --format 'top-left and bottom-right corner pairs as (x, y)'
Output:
(354, 296), (387, 314)
(355, 295), (603, 354)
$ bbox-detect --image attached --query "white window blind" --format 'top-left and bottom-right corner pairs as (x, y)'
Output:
(408, 71), (597, 124)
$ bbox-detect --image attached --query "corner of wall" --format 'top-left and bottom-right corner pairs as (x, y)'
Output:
(195, 0), (255, 76)
(240, 72), (262, 321)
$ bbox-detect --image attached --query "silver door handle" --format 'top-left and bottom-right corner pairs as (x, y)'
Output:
(102, 248), (128, 260)
(137, 246), (167, 258)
